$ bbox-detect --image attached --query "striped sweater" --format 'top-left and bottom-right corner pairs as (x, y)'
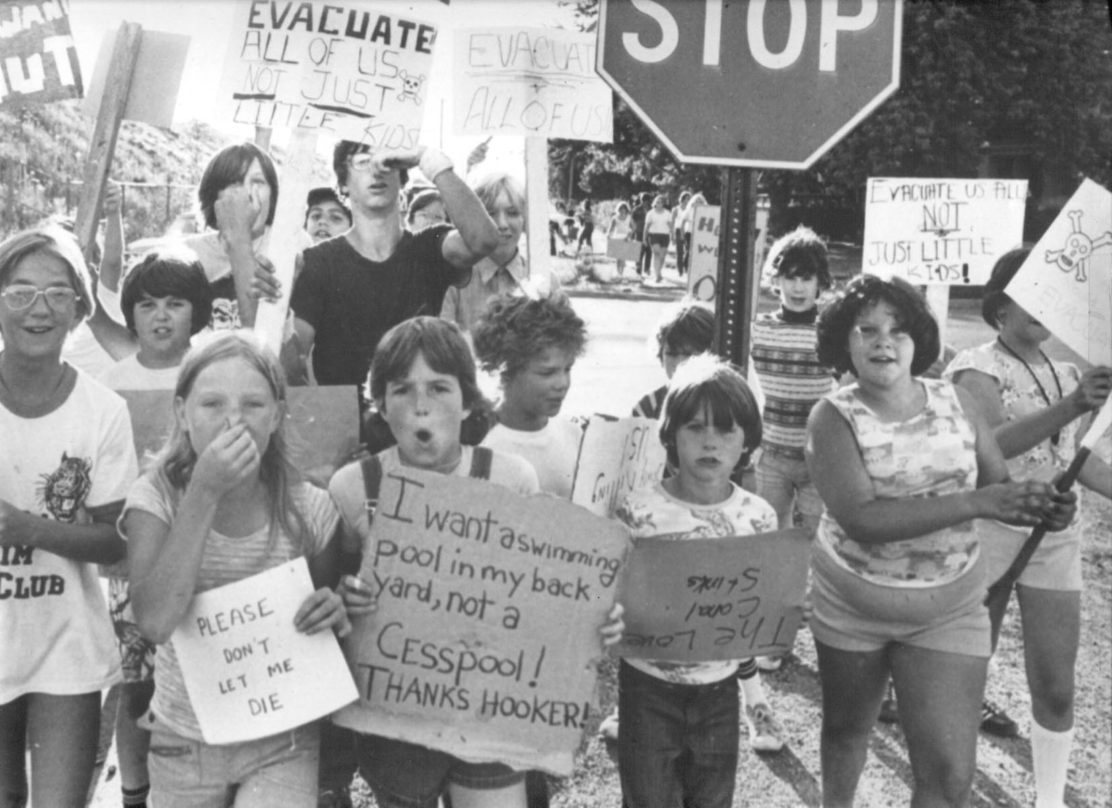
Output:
(750, 306), (836, 458)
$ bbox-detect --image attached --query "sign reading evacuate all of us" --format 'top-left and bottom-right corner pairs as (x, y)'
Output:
(0, 0), (83, 108)
(219, 0), (437, 146)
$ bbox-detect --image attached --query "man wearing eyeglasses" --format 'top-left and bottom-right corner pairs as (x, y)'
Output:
(288, 142), (499, 389)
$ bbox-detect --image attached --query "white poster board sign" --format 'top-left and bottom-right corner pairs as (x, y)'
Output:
(570, 416), (667, 517)
(219, 0), (436, 146)
(171, 558), (357, 744)
(1007, 178), (1111, 366)
(687, 204), (720, 303)
(863, 178), (1027, 285)
(452, 27), (612, 142)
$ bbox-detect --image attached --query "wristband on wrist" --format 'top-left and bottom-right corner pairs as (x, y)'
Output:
(419, 148), (454, 182)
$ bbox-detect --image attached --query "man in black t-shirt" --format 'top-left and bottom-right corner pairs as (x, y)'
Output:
(289, 142), (499, 386)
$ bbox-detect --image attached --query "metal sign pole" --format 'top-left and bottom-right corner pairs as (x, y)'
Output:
(713, 166), (757, 372)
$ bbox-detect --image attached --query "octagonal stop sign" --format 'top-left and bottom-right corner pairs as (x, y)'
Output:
(597, 0), (902, 169)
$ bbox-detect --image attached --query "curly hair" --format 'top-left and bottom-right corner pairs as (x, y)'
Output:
(198, 142), (278, 231)
(472, 293), (587, 381)
(764, 225), (832, 290)
(816, 275), (940, 377)
(658, 353), (763, 471)
(653, 297), (715, 361)
(120, 248), (213, 335)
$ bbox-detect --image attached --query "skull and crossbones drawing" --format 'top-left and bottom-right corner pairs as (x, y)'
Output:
(398, 70), (425, 104)
(1045, 209), (1112, 283)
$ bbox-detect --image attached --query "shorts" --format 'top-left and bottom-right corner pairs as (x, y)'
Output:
(109, 576), (156, 682)
(978, 519), (1082, 592)
(810, 544), (990, 657)
(647, 233), (670, 248)
(356, 734), (524, 808)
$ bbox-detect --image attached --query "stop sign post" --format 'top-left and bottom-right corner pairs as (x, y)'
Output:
(597, 0), (902, 365)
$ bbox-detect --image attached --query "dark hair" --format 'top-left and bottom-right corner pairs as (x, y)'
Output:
(765, 226), (832, 289)
(981, 246), (1031, 329)
(332, 140), (408, 190)
(368, 317), (482, 410)
(121, 249), (213, 335)
(654, 298), (715, 361)
(472, 293), (587, 381)
(658, 353), (762, 470)
(817, 275), (940, 377)
(198, 142), (278, 231)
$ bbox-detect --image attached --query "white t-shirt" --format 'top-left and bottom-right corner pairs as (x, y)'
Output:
(615, 481), (777, 685)
(645, 208), (672, 236)
(482, 419), (583, 499)
(0, 371), (138, 701)
(98, 353), (180, 391)
(60, 285), (125, 377)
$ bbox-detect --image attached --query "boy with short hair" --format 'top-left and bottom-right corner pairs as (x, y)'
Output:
(633, 298), (715, 419)
(305, 186), (352, 244)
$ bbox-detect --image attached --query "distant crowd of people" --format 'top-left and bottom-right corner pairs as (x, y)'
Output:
(0, 134), (1108, 808)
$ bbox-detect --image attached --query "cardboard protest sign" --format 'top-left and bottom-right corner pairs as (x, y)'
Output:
(118, 386), (360, 487)
(453, 27), (613, 142)
(334, 468), (629, 776)
(570, 416), (666, 518)
(863, 178), (1027, 285)
(219, 0), (437, 145)
(0, 0), (83, 108)
(687, 204), (720, 303)
(614, 528), (810, 662)
(1007, 179), (1111, 367)
(170, 557), (357, 744)
(82, 28), (189, 129)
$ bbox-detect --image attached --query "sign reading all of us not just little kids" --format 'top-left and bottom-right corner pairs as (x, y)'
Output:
(863, 178), (1027, 285)
(171, 558), (358, 745)
(333, 468), (628, 776)
(219, 0), (436, 145)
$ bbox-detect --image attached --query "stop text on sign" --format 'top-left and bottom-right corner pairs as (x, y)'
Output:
(622, 0), (878, 71)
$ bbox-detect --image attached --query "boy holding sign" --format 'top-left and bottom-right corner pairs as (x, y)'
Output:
(615, 355), (784, 808)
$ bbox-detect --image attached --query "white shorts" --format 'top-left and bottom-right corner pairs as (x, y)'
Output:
(977, 518), (1082, 592)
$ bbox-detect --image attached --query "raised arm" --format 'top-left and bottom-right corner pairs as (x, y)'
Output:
(214, 185), (264, 326)
(100, 181), (125, 293)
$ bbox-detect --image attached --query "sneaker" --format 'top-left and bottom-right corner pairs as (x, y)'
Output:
(598, 709), (620, 741)
(755, 655), (782, 672)
(745, 702), (786, 753)
(980, 699), (1019, 737)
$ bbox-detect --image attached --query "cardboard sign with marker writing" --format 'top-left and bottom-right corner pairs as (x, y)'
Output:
(333, 468), (629, 776)
(171, 558), (358, 744)
(219, 0), (436, 146)
(614, 528), (810, 662)
(570, 416), (666, 518)
(863, 178), (1027, 286)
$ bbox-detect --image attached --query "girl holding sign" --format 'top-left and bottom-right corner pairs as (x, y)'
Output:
(123, 332), (349, 806)
(0, 225), (138, 808)
(945, 247), (1112, 808)
(806, 275), (1075, 808)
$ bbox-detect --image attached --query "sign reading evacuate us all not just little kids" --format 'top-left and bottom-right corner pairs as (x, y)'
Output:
(333, 468), (629, 776)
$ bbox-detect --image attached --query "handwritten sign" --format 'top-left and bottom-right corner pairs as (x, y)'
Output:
(170, 558), (357, 744)
(570, 416), (666, 518)
(687, 204), (720, 303)
(0, 0), (83, 108)
(334, 469), (629, 776)
(119, 386), (360, 486)
(219, 0), (437, 145)
(614, 528), (809, 662)
(453, 27), (613, 142)
(863, 178), (1027, 285)
(1007, 178), (1112, 366)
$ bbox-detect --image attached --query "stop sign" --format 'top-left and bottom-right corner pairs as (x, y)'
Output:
(597, 0), (902, 169)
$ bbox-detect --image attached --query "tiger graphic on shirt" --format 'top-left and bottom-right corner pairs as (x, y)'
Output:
(37, 452), (92, 523)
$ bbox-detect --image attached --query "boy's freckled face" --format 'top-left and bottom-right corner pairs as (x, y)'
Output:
(776, 272), (821, 313)
(503, 346), (575, 423)
(379, 353), (469, 471)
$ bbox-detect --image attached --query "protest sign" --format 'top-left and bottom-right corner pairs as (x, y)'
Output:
(570, 416), (666, 518)
(614, 527), (810, 662)
(1006, 178), (1112, 366)
(863, 177), (1027, 285)
(453, 27), (613, 142)
(334, 468), (629, 776)
(687, 204), (720, 303)
(119, 386), (360, 487)
(82, 28), (189, 129)
(170, 558), (357, 744)
(0, 0), (82, 108)
(219, 0), (437, 145)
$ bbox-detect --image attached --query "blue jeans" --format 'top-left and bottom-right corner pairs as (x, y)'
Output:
(618, 662), (739, 808)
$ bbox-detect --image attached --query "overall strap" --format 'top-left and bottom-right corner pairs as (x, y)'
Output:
(339, 454), (384, 574)
(469, 445), (493, 480)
